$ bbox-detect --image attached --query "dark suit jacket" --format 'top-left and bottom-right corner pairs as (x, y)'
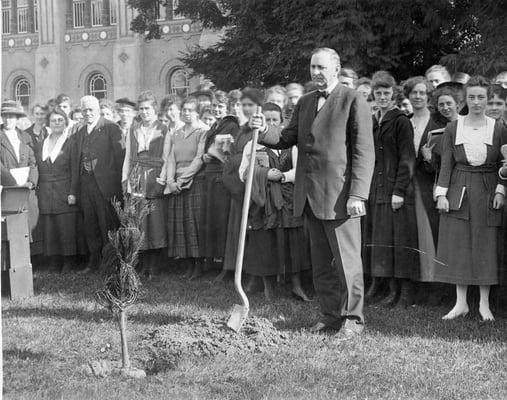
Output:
(0, 126), (38, 187)
(35, 137), (79, 214)
(70, 117), (124, 202)
(260, 84), (375, 220)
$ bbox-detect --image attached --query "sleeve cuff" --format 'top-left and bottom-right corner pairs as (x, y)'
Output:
(495, 184), (505, 196)
(434, 186), (448, 197)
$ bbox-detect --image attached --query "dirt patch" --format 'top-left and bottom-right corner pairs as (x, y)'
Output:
(139, 315), (290, 374)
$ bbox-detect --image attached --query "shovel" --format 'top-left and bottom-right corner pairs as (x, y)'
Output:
(227, 107), (262, 332)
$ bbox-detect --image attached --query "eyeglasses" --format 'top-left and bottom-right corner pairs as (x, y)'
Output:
(50, 118), (66, 123)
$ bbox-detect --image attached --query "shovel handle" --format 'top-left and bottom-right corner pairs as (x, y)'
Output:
(233, 107), (262, 311)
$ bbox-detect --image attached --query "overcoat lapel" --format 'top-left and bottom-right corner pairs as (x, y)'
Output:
(0, 130), (19, 166)
(311, 85), (343, 135)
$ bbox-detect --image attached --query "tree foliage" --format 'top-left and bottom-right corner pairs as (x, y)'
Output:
(128, 0), (507, 90)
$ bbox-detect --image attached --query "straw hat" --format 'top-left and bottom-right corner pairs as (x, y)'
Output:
(1, 100), (26, 117)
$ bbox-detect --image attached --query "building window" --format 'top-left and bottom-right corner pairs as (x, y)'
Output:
(34, 0), (38, 32)
(109, 0), (117, 25)
(17, 0), (29, 33)
(155, 0), (166, 21)
(91, 0), (103, 26)
(168, 68), (189, 98)
(172, 0), (184, 20)
(73, 0), (86, 28)
(2, 1), (11, 34)
(88, 73), (107, 99)
(14, 78), (31, 108)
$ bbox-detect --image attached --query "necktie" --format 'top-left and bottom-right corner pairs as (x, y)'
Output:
(317, 90), (328, 99)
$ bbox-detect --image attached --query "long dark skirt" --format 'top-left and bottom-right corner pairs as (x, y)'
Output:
(166, 175), (204, 258)
(282, 227), (311, 275)
(365, 202), (420, 280)
(223, 196), (242, 271)
(244, 228), (283, 277)
(40, 212), (87, 256)
(200, 162), (230, 258)
(141, 198), (167, 251)
(435, 173), (499, 286)
(29, 190), (43, 255)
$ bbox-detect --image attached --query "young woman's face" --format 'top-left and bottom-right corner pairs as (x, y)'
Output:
(357, 84), (371, 99)
(437, 95), (458, 121)
(166, 104), (180, 122)
(266, 93), (286, 110)
(33, 106), (47, 125)
(263, 110), (282, 127)
(229, 101), (243, 117)
(100, 107), (115, 121)
(373, 87), (394, 111)
(158, 114), (169, 126)
(399, 99), (413, 115)
(408, 83), (428, 110)
(201, 112), (216, 127)
(72, 112), (84, 124)
(2, 114), (18, 130)
(241, 98), (258, 119)
(466, 86), (488, 116)
(427, 71), (447, 89)
(181, 102), (198, 124)
(485, 94), (507, 120)
(212, 102), (228, 119)
(138, 101), (156, 122)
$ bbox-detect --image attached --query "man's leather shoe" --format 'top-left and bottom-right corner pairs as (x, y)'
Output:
(336, 319), (364, 340)
(309, 321), (341, 333)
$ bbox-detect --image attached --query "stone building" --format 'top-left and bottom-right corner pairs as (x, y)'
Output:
(1, 0), (217, 111)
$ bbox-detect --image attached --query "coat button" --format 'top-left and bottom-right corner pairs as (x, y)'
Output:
(378, 171), (383, 175)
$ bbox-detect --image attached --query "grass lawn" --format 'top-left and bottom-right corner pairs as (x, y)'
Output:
(2, 266), (507, 400)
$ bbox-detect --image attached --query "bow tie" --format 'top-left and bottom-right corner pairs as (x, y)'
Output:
(317, 90), (329, 99)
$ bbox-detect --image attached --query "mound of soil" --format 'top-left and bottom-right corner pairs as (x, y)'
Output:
(139, 315), (289, 374)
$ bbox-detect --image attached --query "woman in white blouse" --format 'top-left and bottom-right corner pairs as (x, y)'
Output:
(435, 76), (507, 321)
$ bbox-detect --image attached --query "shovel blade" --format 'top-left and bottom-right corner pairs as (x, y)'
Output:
(227, 304), (249, 332)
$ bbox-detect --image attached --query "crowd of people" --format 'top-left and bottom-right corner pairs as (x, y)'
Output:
(2, 52), (507, 332)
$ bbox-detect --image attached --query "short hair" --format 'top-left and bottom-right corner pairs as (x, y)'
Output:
(495, 71), (507, 81)
(285, 83), (304, 93)
(227, 89), (242, 104)
(241, 87), (264, 106)
(80, 95), (100, 109)
(311, 47), (341, 67)
(47, 108), (69, 127)
(425, 65), (451, 81)
(31, 103), (48, 114)
(357, 77), (372, 87)
(55, 93), (71, 105)
(69, 107), (82, 119)
(199, 106), (214, 118)
(403, 76), (432, 98)
(371, 71), (397, 90)
(262, 102), (283, 123)
(487, 84), (507, 101)
(181, 96), (199, 110)
(212, 90), (228, 105)
(99, 98), (115, 111)
(340, 68), (358, 87)
(265, 85), (287, 105)
(452, 72), (470, 84)
(466, 75), (490, 91)
(137, 90), (158, 111)
(160, 94), (181, 111)
(432, 86), (463, 106)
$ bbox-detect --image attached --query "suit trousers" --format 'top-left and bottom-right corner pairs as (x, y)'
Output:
(80, 174), (119, 263)
(305, 204), (365, 324)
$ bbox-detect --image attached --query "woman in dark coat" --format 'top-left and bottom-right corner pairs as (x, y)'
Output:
(200, 91), (240, 270)
(0, 100), (39, 257)
(122, 91), (169, 278)
(217, 88), (265, 283)
(435, 76), (507, 321)
(364, 71), (419, 307)
(164, 97), (207, 279)
(35, 109), (86, 270)
(25, 103), (49, 156)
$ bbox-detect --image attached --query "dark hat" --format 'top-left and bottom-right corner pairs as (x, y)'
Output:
(435, 81), (464, 91)
(115, 97), (137, 109)
(190, 83), (215, 99)
(1, 100), (26, 117)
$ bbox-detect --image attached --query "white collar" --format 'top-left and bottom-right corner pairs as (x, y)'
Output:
(324, 80), (339, 95)
(42, 131), (68, 162)
(86, 118), (100, 134)
(455, 115), (495, 146)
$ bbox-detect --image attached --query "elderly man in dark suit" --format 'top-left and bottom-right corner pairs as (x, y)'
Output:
(70, 96), (124, 274)
(251, 48), (375, 338)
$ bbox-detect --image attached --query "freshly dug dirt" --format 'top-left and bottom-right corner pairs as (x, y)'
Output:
(139, 315), (289, 374)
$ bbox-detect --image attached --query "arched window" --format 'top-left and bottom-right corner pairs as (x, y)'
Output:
(168, 68), (189, 98)
(88, 73), (107, 99)
(14, 77), (31, 107)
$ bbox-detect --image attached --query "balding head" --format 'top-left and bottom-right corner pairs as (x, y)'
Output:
(80, 95), (100, 125)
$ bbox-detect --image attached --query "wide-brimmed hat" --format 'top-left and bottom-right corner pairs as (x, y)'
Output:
(115, 97), (137, 109)
(1, 100), (26, 117)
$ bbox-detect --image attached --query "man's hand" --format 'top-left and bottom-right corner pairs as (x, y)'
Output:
(346, 197), (366, 217)
(22, 182), (34, 189)
(493, 193), (505, 209)
(67, 195), (76, 205)
(202, 153), (214, 164)
(391, 194), (404, 211)
(248, 112), (267, 132)
(168, 182), (181, 194)
(436, 196), (449, 213)
(267, 168), (283, 181)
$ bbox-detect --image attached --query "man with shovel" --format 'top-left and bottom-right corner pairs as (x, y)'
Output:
(250, 48), (374, 338)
